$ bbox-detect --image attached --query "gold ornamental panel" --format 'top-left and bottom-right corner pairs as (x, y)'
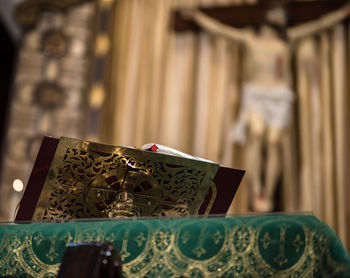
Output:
(32, 137), (219, 220)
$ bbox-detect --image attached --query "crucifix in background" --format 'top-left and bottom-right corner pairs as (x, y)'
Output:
(173, 0), (350, 212)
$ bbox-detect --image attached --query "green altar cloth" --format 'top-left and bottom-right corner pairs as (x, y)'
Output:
(0, 215), (349, 277)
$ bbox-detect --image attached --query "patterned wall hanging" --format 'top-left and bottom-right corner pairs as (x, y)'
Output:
(0, 0), (99, 220)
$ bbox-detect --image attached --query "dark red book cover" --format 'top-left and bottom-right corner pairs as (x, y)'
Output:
(15, 136), (60, 221)
(199, 166), (244, 215)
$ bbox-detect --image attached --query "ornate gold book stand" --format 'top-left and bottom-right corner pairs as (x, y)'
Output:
(17, 137), (244, 221)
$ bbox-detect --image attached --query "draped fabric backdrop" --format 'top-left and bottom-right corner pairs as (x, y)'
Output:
(295, 26), (350, 251)
(101, 0), (350, 251)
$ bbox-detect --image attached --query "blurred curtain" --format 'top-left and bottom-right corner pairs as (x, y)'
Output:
(102, 0), (349, 250)
(296, 24), (350, 250)
(101, 0), (255, 214)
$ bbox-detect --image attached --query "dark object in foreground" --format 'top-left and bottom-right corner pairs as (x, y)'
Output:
(57, 242), (122, 278)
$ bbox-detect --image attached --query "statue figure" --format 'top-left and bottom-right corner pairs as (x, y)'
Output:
(183, 4), (350, 211)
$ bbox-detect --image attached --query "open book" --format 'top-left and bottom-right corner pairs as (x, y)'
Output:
(16, 137), (245, 221)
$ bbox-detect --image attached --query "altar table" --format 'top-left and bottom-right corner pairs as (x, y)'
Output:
(0, 214), (349, 277)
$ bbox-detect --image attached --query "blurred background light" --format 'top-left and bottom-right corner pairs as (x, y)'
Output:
(12, 179), (23, 192)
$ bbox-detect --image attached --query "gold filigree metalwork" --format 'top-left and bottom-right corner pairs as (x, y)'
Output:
(32, 137), (219, 220)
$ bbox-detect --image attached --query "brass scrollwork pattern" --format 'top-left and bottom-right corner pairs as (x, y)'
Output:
(32, 137), (219, 220)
